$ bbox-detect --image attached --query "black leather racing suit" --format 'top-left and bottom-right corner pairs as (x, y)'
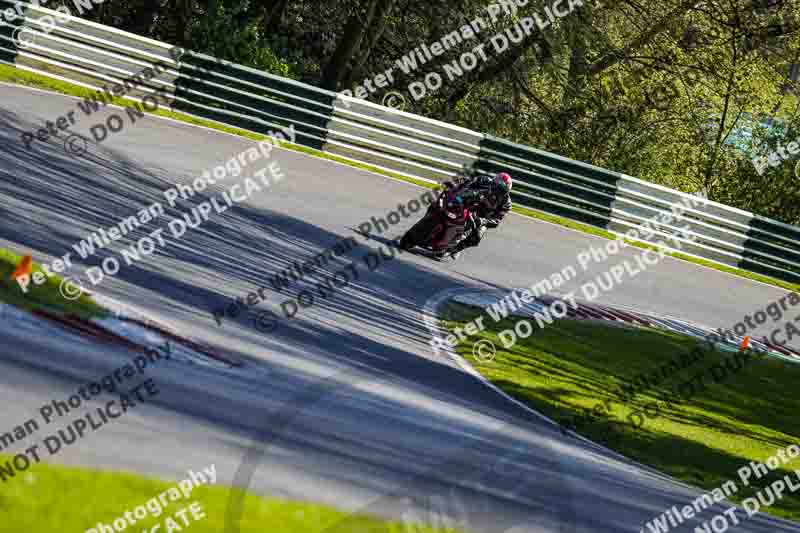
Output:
(444, 173), (512, 252)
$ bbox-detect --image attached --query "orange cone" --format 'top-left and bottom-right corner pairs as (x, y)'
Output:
(740, 336), (751, 351)
(10, 255), (32, 281)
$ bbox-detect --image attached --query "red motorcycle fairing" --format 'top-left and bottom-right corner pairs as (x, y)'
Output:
(399, 184), (480, 254)
(431, 207), (470, 251)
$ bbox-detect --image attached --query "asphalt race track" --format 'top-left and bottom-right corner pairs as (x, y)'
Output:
(1, 84), (798, 533)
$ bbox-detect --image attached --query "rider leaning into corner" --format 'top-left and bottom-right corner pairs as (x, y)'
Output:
(437, 170), (513, 259)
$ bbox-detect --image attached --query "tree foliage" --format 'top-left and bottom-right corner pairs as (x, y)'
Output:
(55, 0), (800, 223)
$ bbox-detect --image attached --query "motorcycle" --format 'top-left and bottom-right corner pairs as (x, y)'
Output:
(399, 183), (483, 259)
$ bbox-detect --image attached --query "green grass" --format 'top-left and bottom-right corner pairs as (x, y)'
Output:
(0, 457), (458, 532)
(666, 250), (800, 292)
(1, 63), (797, 293)
(440, 301), (800, 522)
(0, 248), (106, 318)
(511, 205), (800, 292)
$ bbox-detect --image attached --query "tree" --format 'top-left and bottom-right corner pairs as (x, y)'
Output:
(320, 0), (396, 90)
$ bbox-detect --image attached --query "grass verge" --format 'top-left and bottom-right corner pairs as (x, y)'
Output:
(0, 248), (106, 318)
(0, 457), (457, 532)
(510, 205), (800, 293)
(440, 300), (800, 522)
(0, 63), (426, 187)
(1, 63), (797, 293)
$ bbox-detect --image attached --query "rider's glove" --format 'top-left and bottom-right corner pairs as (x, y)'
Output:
(462, 190), (482, 202)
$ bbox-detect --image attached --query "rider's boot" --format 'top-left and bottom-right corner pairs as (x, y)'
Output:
(450, 242), (465, 260)
(431, 249), (448, 260)
(449, 227), (473, 260)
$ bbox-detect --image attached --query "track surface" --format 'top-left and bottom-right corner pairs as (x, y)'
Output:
(1, 84), (798, 532)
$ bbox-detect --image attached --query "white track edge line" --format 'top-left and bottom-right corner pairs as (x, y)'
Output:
(421, 287), (710, 492)
(2, 82), (791, 295)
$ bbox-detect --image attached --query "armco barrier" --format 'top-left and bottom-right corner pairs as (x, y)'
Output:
(476, 135), (620, 228)
(0, 0), (181, 103)
(1, 1), (798, 283)
(173, 52), (335, 150)
(0, 4), (19, 64)
(325, 94), (483, 181)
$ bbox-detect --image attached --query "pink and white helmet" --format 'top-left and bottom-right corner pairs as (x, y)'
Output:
(495, 172), (512, 191)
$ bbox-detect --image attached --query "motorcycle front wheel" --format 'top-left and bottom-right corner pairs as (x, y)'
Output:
(400, 213), (438, 250)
